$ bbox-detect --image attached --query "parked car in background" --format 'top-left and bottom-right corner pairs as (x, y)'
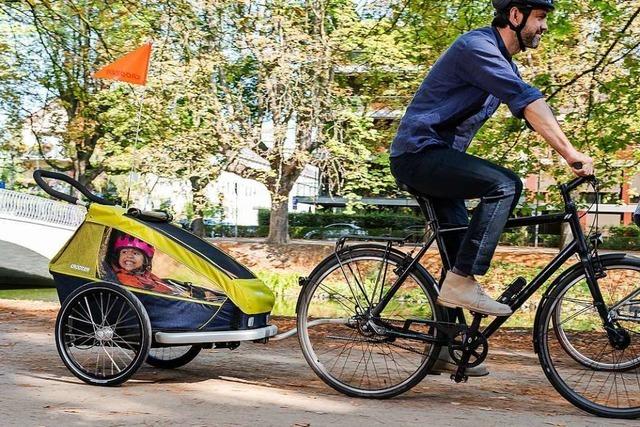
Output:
(176, 218), (191, 230)
(303, 223), (367, 240)
(209, 221), (235, 237)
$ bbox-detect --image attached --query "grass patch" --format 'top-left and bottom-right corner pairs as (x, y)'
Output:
(0, 286), (58, 302)
(256, 270), (301, 317)
(256, 257), (574, 328)
(0, 258), (593, 331)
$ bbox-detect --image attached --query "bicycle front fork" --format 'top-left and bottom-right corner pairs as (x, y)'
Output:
(576, 240), (630, 349)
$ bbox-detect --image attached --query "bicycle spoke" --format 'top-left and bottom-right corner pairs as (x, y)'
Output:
(59, 287), (147, 384)
(334, 254), (367, 314)
(301, 251), (438, 395)
(65, 323), (96, 337)
(561, 297), (592, 307)
(70, 307), (92, 324)
(371, 252), (389, 305)
(543, 263), (640, 415)
(101, 343), (123, 372)
(557, 304), (596, 327)
(68, 315), (95, 326)
(351, 255), (371, 307)
(318, 284), (358, 315)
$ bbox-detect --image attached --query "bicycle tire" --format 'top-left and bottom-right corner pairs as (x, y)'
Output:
(297, 245), (444, 398)
(147, 345), (202, 369)
(535, 255), (640, 418)
(55, 282), (152, 386)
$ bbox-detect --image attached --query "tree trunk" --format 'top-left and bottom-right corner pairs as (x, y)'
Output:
(191, 217), (205, 237)
(267, 195), (290, 244)
(69, 157), (92, 198)
(559, 222), (573, 250)
(189, 176), (208, 238)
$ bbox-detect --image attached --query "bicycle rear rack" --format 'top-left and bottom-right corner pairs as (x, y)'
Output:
(335, 234), (421, 251)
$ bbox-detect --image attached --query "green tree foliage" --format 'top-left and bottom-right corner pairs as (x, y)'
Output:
(143, 0), (381, 243)
(2, 0), (639, 241)
(0, 0), (161, 187)
(471, 1), (640, 208)
(135, 1), (233, 227)
(339, 0), (640, 210)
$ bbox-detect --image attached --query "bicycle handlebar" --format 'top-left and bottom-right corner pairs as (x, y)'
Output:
(562, 162), (596, 194)
(33, 170), (115, 206)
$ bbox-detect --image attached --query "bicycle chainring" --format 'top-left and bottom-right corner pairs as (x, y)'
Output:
(448, 331), (488, 368)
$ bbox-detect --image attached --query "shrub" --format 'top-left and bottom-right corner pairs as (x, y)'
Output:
(608, 224), (640, 238)
(499, 228), (528, 246)
(600, 236), (640, 250)
(258, 209), (422, 229)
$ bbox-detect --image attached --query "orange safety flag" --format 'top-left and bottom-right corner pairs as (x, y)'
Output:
(95, 43), (152, 85)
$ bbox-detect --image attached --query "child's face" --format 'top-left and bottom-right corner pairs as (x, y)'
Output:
(118, 248), (145, 271)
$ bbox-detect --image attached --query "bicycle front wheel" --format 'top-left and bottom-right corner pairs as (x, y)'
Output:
(536, 255), (640, 418)
(297, 245), (444, 398)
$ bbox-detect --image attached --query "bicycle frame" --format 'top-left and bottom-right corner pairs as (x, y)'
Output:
(367, 175), (611, 342)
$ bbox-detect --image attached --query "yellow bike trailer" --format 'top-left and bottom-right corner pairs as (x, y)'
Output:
(35, 170), (276, 385)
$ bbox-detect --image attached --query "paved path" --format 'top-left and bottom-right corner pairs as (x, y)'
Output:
(1, 300), (639, 426)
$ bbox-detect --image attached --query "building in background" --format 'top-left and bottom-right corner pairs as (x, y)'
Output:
(16, 104), (321, 226)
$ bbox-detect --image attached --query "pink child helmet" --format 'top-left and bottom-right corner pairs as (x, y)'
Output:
(113, 234), (155, 259)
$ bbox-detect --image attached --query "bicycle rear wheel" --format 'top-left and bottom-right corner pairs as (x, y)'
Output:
(147, 345), (202, 369)
(536, 255), (640, 418)
(297, 245), (444, 398)
(55, 282), (151, 386)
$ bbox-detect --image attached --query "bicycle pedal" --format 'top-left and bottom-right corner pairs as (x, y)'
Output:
(450, 373), (468, 383)
(468, 311), (488, 318)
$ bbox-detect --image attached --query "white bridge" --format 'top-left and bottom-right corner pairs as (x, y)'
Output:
(0, 189), (85, 260)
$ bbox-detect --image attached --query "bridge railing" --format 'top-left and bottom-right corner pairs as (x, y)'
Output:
(0, 189), (86, 229)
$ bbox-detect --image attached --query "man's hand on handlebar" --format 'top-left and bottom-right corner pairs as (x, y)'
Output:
(564, 150), (594, 177)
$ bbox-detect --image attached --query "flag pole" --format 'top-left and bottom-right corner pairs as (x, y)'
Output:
(124, 42), (152, 209)
(94, 41), (152, 208)
(125, 87), (146, 208)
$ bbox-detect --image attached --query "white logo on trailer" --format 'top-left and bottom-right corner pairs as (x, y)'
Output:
(70, 263), (90, 272)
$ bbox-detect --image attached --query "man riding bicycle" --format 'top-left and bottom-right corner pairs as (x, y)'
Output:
(390, 0), (594, 373)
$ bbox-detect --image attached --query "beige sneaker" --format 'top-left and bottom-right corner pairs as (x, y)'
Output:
(438, 271), (512, 316)
(430, 347), (489, 377)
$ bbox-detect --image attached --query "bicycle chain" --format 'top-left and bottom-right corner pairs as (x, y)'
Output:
(327, 334), (428, 356)
(386, 340), (428, 356)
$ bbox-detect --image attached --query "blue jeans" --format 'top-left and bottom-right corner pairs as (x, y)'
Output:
(390, 146), (523, 276)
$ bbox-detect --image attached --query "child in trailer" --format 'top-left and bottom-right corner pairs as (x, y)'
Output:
(110, 233), (222, 302)
(111, 234), (190, 297)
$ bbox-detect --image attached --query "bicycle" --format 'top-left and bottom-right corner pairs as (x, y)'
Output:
(296, 171), (640, 419)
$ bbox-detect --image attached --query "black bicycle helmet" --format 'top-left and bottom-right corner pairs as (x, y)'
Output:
(492, 0), (554, 11)
(492, 0), (554, 52)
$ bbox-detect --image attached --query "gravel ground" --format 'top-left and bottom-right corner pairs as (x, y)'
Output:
(1, 299), (638, 427)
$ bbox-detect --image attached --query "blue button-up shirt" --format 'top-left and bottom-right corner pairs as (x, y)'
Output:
(391, 26), (544, 156)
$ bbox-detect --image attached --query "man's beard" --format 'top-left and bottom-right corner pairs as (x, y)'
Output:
(522, 31), (542, 49)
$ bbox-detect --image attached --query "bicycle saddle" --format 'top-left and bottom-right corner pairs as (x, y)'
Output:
(395, 179), (427, 199)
